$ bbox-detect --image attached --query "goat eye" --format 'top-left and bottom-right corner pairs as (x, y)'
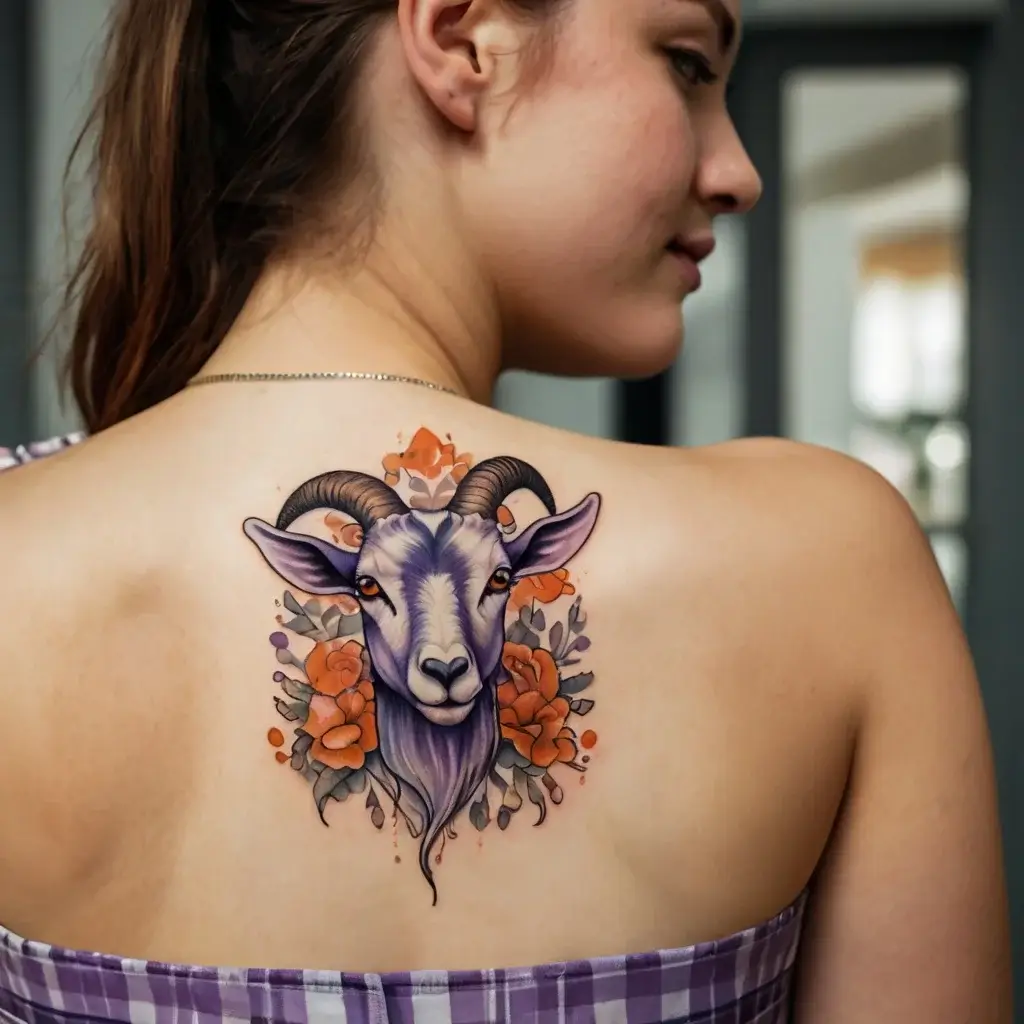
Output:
(357, 576), (382, 599)
(487, 568), (512, 594)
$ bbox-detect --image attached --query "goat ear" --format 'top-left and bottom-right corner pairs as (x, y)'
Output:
(243, 519), (359, 595)
(506, 493), (601, 578)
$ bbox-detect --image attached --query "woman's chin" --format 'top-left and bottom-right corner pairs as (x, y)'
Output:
(510, 309), (685, 381)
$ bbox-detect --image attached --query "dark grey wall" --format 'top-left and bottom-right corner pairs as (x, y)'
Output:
(0, 0), (30, 449)
(967, 0), (1024, 998)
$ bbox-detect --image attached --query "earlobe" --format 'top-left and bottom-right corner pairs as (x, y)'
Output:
(397, 0), (503, 132)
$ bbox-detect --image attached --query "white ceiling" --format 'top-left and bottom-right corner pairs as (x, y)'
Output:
(785, 69), (965, 175)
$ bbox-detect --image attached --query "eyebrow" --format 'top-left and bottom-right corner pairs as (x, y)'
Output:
(683, 0), (738, 55)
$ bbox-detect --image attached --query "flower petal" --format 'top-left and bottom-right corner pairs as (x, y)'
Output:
(531, 736), (559, 768)
(320, 723), (362, 750)
(497, 681), (519, 709)
(511, 690), (546, 726)
(335, 689), (366, 721)
(338, 745), (366, 770)
(314, 740), (363, 771)
(357, 711), (378, 753)
(304, 695), (346, 739)
(502, 726), (536, 761)
(555, 736), (577, 763)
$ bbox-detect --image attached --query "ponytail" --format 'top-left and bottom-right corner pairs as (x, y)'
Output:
(63, 0), (568, 433)
(65, 0), (251, 431)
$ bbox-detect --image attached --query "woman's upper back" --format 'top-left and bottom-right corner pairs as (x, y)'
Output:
(0, 387), (1009, 1021)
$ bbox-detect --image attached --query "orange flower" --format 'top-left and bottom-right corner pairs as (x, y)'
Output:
(305, 638), (367, 698)
(509, 569), (576, 612)
(303, 680), (378, 771)
(382, 427), (472, 486)
(498, 643), (577, 769)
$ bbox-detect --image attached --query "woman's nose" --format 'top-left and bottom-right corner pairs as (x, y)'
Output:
(695, 120), (763, 217)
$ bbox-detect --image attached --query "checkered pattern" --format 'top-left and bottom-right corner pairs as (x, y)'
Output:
(0, 434), (87, 472)
(1, 438), (807, 1022)
(0, 891), (806, 1024)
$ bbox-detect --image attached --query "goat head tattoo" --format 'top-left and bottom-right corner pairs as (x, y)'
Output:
(245, 435), (601, 903)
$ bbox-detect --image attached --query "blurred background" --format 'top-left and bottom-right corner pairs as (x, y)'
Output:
(1, 0), (1022, 1006)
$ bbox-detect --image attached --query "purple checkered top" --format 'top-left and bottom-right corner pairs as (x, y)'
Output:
(0, 890), (807, 1024)
(1, 438), (809, 1021)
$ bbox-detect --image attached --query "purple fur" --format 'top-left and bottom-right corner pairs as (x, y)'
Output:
(375, 681), (500, 902)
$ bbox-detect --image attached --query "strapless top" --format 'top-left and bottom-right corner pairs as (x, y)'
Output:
(0, 890), (807, 1024)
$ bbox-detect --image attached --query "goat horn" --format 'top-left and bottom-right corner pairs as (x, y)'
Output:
(446, 457), (556, 519)
(275, 471), (409, 532)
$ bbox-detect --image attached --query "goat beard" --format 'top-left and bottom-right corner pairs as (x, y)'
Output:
(374, 682), (500, 904)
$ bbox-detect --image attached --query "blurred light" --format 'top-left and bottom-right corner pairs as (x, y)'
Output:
(924, 421), (969, 471)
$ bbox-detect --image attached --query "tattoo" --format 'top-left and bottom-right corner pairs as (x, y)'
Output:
(245, 428), (601, 903)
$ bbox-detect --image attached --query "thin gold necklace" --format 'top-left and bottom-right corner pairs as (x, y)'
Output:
(186, 370), (460, 396)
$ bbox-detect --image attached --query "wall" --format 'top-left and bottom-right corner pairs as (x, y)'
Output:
(747, 0), (1002, 19)
(29, 0), (112, 438)
(0, 0), (29, 449)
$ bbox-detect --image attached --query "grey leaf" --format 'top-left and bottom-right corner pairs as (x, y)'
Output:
(496, 742), (530, 770)
(282, 677), (314, 702)
(549, 621), (565, 658)
(408, 476), (430, 493)
(571, 699), (595, 716)
(322, 605), (341, 625)
(435, 475), (456, 495)
(283, 615), (316, 635)
(290, 732), (313, 771)
(519, 605), (534, 627)
(313, 767), (352, 823)
(559, 672), (595, 696)
(524, 629), (541, 651)
(330, 779), (351, 803)
(371, 806), (386, 830)
(560, 657), (581, 668)
(525, 775), (547, 826)
(530, 609), (546, 632)
(570, 635), (592, 653)
(347, 769), (367, 795)
(522, 763), (547, 777)
(340, 614), (363, 636)
(469, 795), (490, 832)
(506, 622), (528, 645)
(274, 698), (301, 722)
(284, 592), (305, 616)
(567, 596), (581, 629)
(303, 599), (322, 618)
(488, 769), (508, 793)
(497, 807), (511, 830)
(366, 787), (381, 810)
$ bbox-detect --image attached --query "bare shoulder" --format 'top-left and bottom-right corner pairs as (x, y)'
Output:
(652, 442), (1012, 1021)
(606, 435), (936, 599)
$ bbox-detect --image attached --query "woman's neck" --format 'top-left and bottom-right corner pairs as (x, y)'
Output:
(199, 249), (502, 406)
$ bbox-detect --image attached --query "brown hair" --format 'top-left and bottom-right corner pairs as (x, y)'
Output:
(65, 0), (563, 433)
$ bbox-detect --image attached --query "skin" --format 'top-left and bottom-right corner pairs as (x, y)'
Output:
(0, 0), (1011, 1020)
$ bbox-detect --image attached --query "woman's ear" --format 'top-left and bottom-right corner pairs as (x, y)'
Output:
(397, 0), (518, 132)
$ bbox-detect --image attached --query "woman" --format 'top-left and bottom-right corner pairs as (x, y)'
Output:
(0, 0), (1011, 1020)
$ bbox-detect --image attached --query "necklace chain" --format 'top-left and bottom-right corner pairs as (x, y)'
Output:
(186, 371), (460, 396)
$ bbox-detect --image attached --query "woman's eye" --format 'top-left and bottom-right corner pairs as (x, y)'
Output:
(487, 569), (512, 594)
(666, 48), (719, 90)
(357, 576), (382, 599)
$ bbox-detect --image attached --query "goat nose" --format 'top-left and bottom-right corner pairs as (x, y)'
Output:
(420, 656), (470, 687)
